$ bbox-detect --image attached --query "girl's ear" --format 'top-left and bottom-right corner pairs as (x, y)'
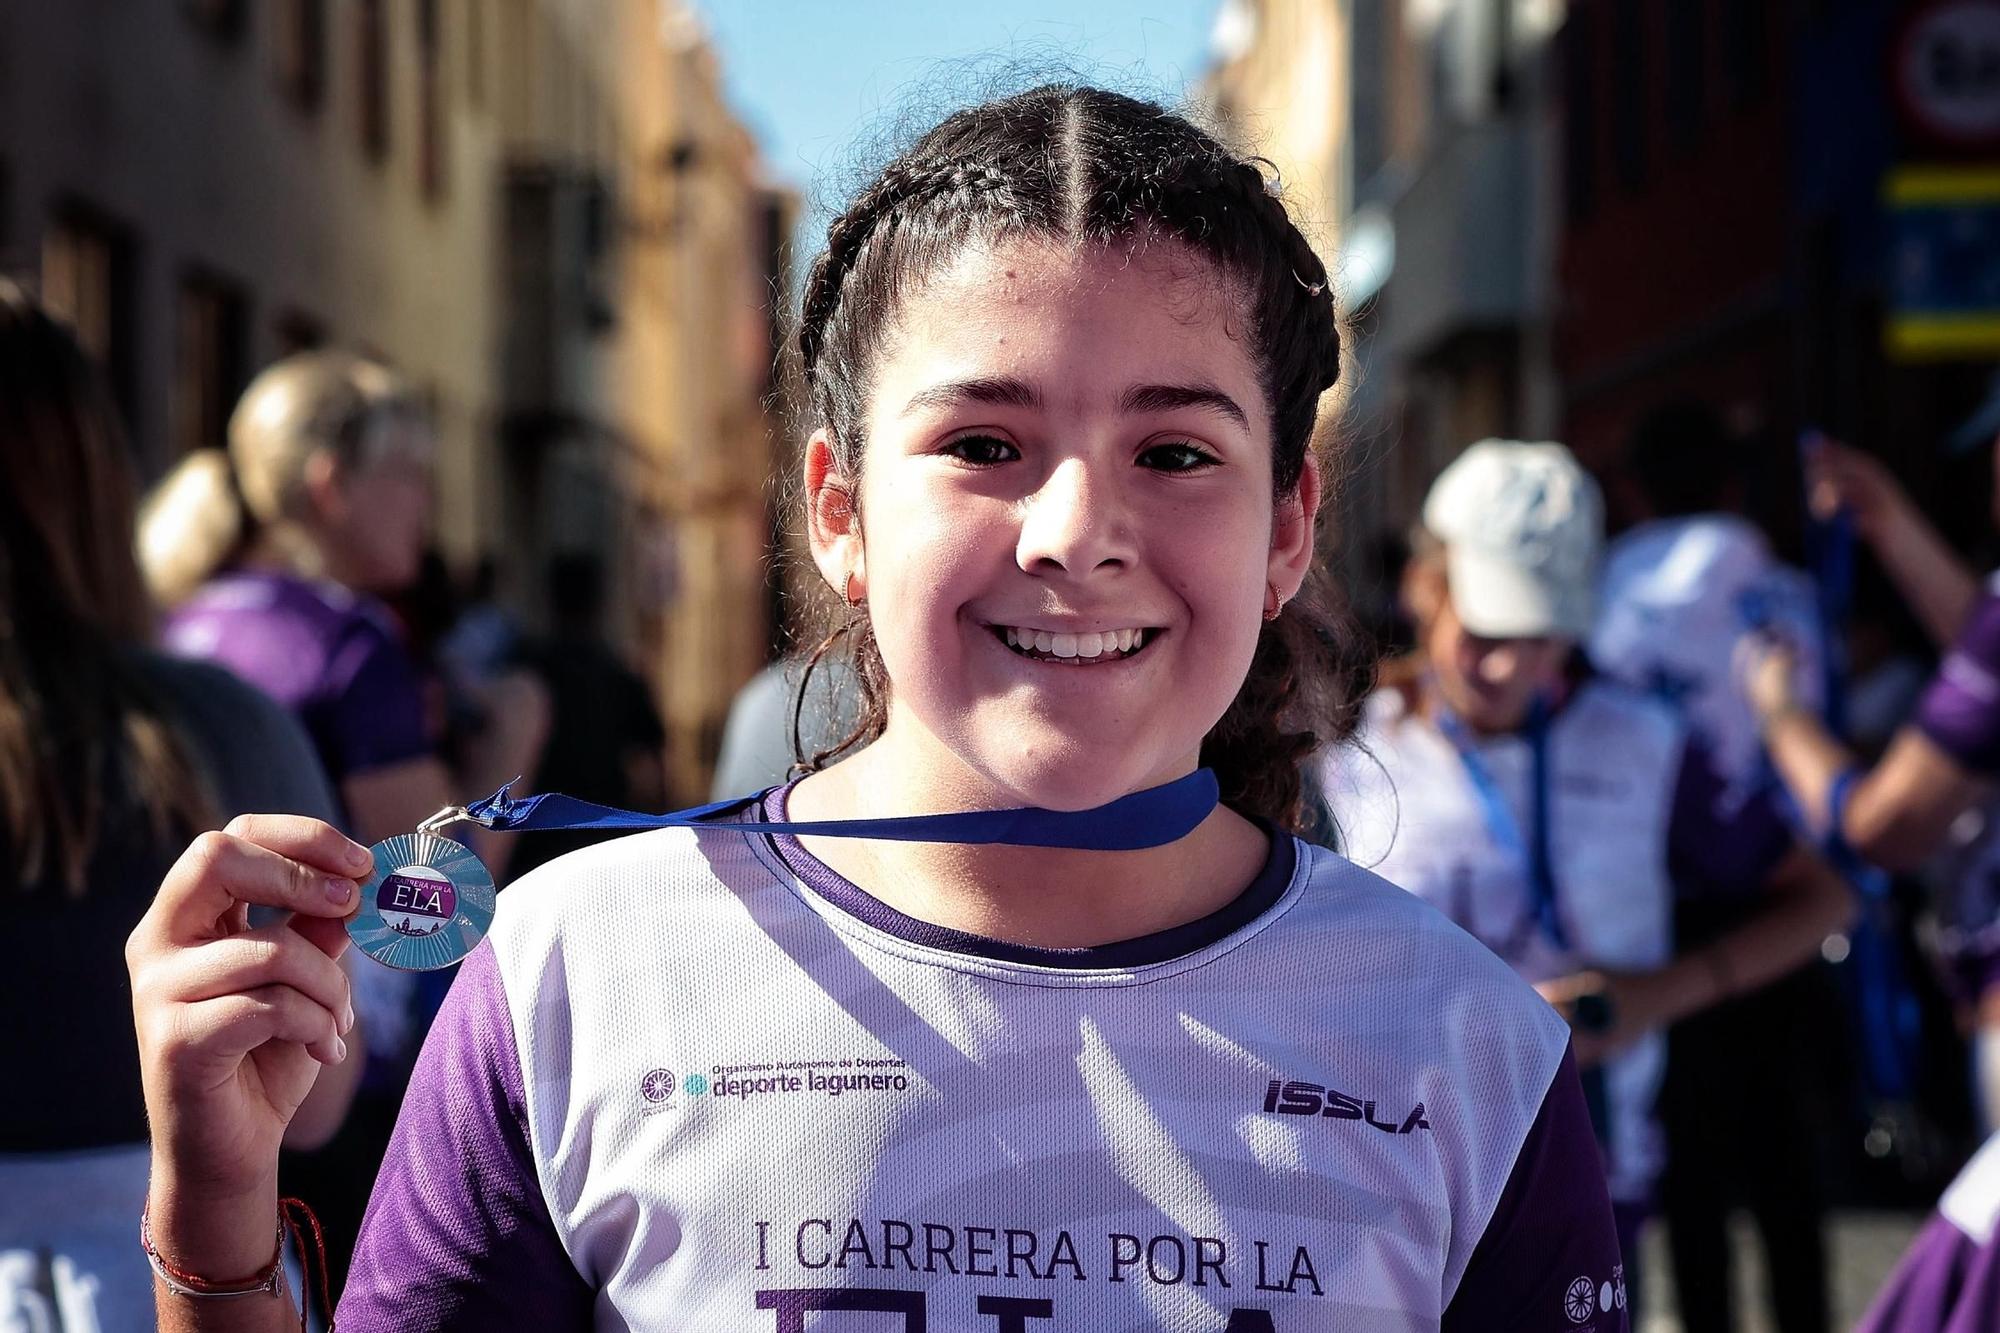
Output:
(1266, 451), (1322, 601)
(302, 449), (347, 525)
(804, 429), (864, 600)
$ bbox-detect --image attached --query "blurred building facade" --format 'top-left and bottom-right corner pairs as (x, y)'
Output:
(0, 0), (792, 798)
(1207, 0), (2000, 565)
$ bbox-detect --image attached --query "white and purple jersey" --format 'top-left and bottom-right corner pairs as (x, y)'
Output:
(1317, 677), (1791, 1203)
(1858, 1132), (2000, 1332)
(333, 790), (1629, 1331)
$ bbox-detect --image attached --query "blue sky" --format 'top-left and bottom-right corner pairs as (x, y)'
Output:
(690, 0), (1224, 225)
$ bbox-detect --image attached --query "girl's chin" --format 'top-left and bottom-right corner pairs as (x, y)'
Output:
(963, 750), (1188, 813)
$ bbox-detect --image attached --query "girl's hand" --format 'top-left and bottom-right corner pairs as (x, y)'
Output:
(1804, 437), (1910, 541)
(128, 815), (370, 1205)
(1736, 630), (1804, 726)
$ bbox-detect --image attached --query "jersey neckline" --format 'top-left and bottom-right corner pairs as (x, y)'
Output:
(753, 780), (1297, 971)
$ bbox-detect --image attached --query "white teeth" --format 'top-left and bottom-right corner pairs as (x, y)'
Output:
(997, 625), (1150, 657)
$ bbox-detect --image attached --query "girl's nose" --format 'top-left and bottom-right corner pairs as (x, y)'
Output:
(1015, 457), (1135, 576)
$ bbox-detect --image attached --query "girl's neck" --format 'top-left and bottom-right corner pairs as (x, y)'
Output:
(784, 734), (1271, 952)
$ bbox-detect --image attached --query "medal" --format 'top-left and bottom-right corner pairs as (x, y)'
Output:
(348, 808), (497, 970)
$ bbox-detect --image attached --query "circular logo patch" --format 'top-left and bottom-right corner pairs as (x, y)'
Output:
(1564, 1276), (1596, 1324)
(378, 866), (459, 938)
(642, 1069), (676, 1103)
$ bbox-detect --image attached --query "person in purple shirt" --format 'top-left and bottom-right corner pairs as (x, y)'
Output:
(126, 88), (1631, 1332)
(1746, 435), (2000, 1329)
(141, 350), (549, 1292)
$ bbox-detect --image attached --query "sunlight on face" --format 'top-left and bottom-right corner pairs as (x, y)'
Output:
(830, 236), (1305, 810)
(1424, 589), (1572, 733)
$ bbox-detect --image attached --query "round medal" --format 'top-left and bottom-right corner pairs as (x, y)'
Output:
(348, 832), (495, 970)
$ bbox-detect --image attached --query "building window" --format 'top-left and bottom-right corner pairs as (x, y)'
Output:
(42, 204), (138, 428)
(1561, 9), (1598, 221)
(358, 0), (389, 162)
(277, 0), (327, 110)
(418, 0), (446, 199)
(183, 0), (247, 42)
(1611, 0), (1649, 191)
(1665, 0), (1708, 148)
(174, 271), (251, 458)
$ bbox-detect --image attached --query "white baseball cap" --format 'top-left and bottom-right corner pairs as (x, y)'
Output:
(1421, 439), (1603, 640)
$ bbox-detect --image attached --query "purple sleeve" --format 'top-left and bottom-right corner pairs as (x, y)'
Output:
(1442, 1046), (1630, 1332)
(1855, 1212), (2000, 1333)
(335, 943), (593, 1331)
(318, 620), (432, 779)
(1667, 738), (1794, 895)
(1916, 591), (2000, 775)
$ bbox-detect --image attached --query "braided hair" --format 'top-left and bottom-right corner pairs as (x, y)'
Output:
(792, 85), (1373, 834)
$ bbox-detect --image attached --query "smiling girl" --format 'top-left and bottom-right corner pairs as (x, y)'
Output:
(128, 86), (1626, 1332)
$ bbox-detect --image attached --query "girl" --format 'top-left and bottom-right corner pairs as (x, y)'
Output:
(1316, 440), (1854, 1299)
(129, 87), (1627, 1332)
(0, 279), (345, 1332)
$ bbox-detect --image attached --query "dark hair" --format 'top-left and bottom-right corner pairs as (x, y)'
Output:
(0, 278), (215, 892)
(790, 84), (1373, 834)
(1627, 400), (1740, 518)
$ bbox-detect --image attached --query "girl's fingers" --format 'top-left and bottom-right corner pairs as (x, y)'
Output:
(148, 820), (373, 944)
(154, 927), (355, 1034)
(166, 985), (347, 1076)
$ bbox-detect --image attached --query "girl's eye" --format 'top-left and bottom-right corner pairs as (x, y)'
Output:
(1139, 440), (1221, 473)
(941, 434), (1019, 466)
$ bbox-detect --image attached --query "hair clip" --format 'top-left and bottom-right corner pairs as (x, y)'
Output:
(1246, 156), (1283, 198)
(1292, 270), (1327, 298)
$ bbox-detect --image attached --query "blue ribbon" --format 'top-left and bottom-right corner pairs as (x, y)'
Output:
(1435, 695), (1568, 955)
(461, 768), (1222, 852)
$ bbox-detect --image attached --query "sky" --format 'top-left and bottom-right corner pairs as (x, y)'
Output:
(688, 0), (1225, 227)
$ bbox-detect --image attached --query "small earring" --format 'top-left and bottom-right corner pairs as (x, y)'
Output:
(1263, 585), (1284, 622)
(844, 572), (865, 608)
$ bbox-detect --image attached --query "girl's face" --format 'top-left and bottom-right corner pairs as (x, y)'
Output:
(316, 423), (435, 594)
(1420, 579), (1571, 732)
(807, 237), (1318, 810)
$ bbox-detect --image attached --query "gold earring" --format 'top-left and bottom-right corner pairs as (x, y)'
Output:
(1263, 585), (1284, 622)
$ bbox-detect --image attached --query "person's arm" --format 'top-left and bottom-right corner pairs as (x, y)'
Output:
(1538, 742), (1854, 1064)
(1541, 845), (1854, 1066)
(1808, 439), (1980, 648)
(129, 816), (372, 1333)
(1744, 598), (2000, 870)
(1441, 1047), (1628, 1331)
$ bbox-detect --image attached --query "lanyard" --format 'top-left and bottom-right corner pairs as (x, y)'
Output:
(1433, 694), (1569, 957)
(348, 768), (1222, 971)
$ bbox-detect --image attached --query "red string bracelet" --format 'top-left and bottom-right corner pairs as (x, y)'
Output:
(142, 1195), (335, 1332)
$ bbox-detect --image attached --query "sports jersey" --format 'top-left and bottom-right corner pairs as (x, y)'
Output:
(1857, 1131), (2000, 1332)
(1317, 675), (1790, 1203)
(1915, 578), (2000, 1007)
(1591, 514), (1823, 798)
(334, 789), (1629, 1331)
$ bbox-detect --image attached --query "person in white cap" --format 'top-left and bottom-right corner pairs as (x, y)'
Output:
(1316, 439), (1853, 1301)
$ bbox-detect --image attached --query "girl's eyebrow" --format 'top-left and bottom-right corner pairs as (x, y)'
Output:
(1120, 382), (1248, 429)
(900, 376), (1041, 417)
(899, 377), (1248, 430)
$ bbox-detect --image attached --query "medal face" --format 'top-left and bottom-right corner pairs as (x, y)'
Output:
(348, 832), (495, 970)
